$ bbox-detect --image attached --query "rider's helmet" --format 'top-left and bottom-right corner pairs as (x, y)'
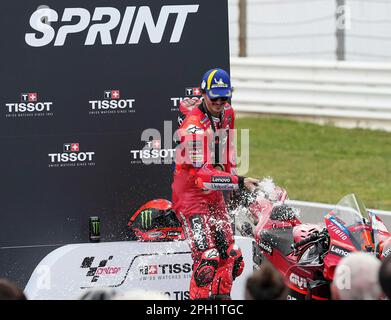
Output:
(127, 199), (185, 241)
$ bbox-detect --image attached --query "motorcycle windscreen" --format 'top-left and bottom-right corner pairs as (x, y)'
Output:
(328, 194), (375, 252)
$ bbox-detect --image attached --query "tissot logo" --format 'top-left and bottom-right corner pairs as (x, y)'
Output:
(21, 92), (37, 102)
(139, 263), (192, 276)
(64, 143), (79, 152)
(5, 92), (54, 118)
(105, 90), (120, 100)
(171, 87), (201, 111)
(139, 265), (158, 275)
(89, 90), (135, 115)
(185, 87), (201, 96)
(48, 142), (95, 168)
(130, 140), (175, 165)
(25, 5), (199, 47)
(165, 290), (190, 300)
(170, 97), (184, 112)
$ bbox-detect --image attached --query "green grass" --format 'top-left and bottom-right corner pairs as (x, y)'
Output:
(235, 117), (391, 211)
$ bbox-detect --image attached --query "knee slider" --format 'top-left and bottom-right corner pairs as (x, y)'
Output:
(194, 248), (220, 287)
(227, 244), (244, 279)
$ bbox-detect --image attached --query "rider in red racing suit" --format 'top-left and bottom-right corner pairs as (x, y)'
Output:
(172, 68), (259, 299)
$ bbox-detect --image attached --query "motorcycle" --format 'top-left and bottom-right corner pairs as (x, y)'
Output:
(234, 181), (391, 300)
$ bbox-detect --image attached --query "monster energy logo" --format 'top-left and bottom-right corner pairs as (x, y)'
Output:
(141, 210), (153, 229)
(90, 218), (100, 236)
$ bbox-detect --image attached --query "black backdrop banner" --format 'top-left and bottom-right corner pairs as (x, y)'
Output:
(0, 0), (230, 286)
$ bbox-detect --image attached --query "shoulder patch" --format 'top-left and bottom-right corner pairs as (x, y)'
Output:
(224, 103), (232, 110)
(186, 125), (204, 134)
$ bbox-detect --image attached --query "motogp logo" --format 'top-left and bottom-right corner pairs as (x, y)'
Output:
(81, 256), (121, 283)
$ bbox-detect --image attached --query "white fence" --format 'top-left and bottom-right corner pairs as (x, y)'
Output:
(228, 1), (391, 62)
(230, 57), (391, 129)
(286, 199), (391, 229)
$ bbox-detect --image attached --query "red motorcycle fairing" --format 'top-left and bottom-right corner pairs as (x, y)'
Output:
(369, 211), (391, 259)
(253, 203), (328, 299)
(254, 203), (306, 272)
(249, 193), (391, 300)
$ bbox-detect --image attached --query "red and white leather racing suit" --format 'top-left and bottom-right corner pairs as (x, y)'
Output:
(172, 99), (245, 300)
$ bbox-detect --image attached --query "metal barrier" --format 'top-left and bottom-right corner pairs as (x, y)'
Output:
(230, 57), (391, 124)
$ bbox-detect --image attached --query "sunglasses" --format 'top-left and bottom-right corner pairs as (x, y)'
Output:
(210, 97), (229, 103)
